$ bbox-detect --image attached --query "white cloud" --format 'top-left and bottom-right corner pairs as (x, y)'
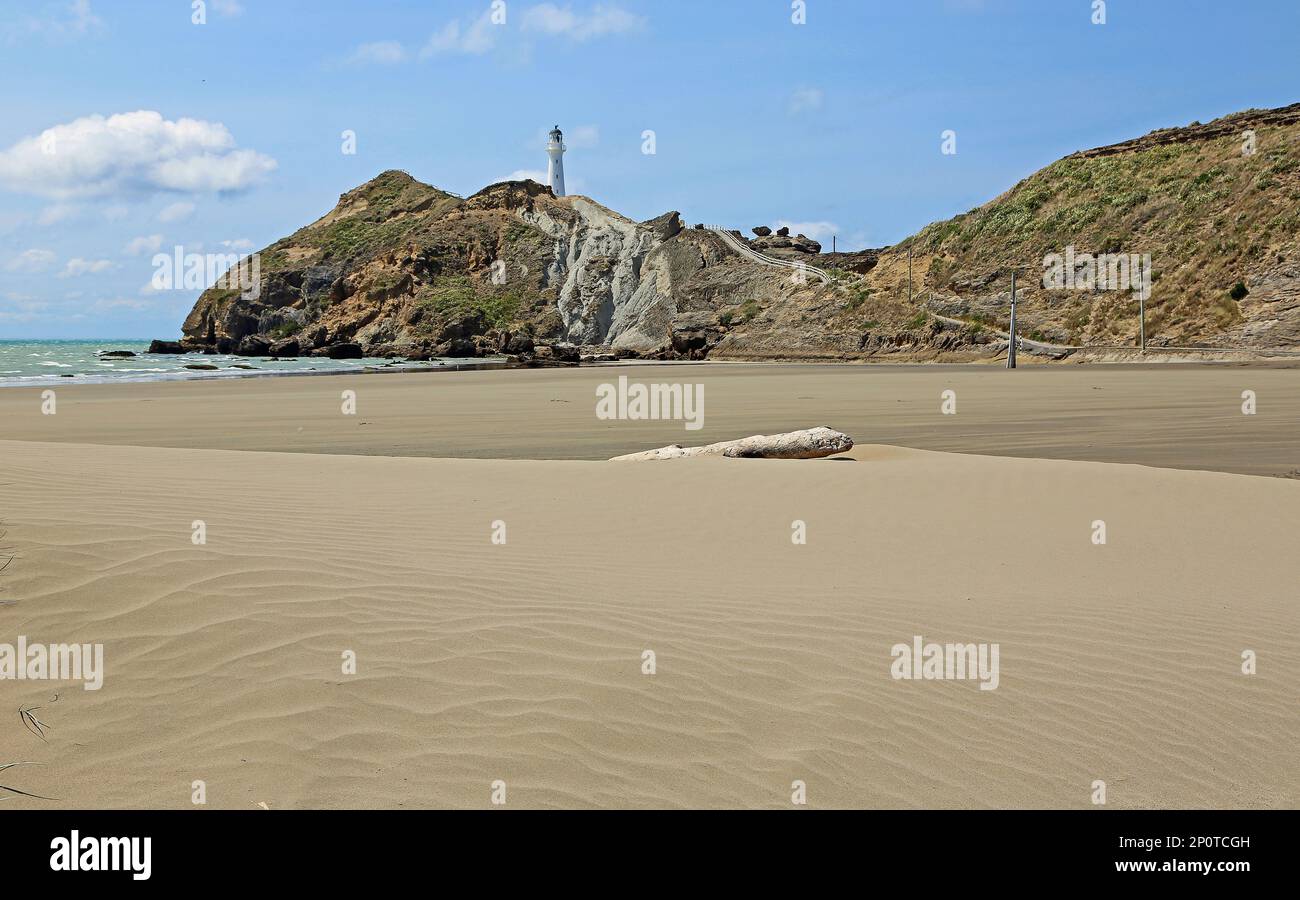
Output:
(158, 200), (196, 222)
(37, 203), (80, 226)
(93, 297), (150, 312)
(67, 0), (102, 30)
(220, 238), (254, 251)
(819, 230), (875, 252)
(501, 169), (549, 184)
(415, 4), (639, 61)
(0, 110), (277, 200)
(421, 11), (497, 57)
(0, 293), (49, 323)
(59, 257), (115, 277)
(521, 3), (645, 41)
(787, 88), (824, 115)
(0, 211), (29, 234)
(5, 249), (57, 273)
(496, 168), (584, 193)
(125, 234), (164, 255)
(6, 0), (104, 42)
(348, 40), (407, 65)
(211, 0), (244, 16)
(570, 125), (600, 148)
(774, 220), (840, 244)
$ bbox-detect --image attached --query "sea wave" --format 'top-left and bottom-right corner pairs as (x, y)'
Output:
(0, 340), (503, 388)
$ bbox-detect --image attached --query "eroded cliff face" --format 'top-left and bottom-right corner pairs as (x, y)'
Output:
(515, 195), (665, 346)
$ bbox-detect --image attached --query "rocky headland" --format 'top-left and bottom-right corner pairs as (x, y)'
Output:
(161, 103), (1300, 363)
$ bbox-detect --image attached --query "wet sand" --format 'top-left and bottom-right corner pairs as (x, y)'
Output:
(1, 362), (1297, 475)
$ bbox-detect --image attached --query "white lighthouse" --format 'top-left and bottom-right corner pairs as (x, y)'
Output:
(546, 125), (566, 197)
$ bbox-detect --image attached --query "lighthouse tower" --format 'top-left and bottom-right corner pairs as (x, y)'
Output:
(546, 125), (566, 197)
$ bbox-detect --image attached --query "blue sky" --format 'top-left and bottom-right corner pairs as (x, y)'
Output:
(1, 0), (1296, 338)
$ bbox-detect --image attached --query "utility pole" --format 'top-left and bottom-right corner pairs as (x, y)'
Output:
(832, 234), (837, 254)
(1007, 272), (1018, 370)
(908, 247), (913, 305)
(1139, 290), (1146, 353)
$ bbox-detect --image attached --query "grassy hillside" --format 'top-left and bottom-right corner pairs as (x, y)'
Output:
(842, 104), (1300, 348)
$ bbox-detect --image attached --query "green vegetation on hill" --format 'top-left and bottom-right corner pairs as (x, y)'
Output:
(877, 105), (1300, 346)
(413, 276), (525, 331)
(286, 170), (463, 265)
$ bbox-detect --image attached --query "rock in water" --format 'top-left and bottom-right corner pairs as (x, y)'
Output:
(324, 343), (363, 359)
(269, 337), (300, 357)
(236, 335), (273, 356)
(610, 426), (853, 460)
(147, 340), (184, 354)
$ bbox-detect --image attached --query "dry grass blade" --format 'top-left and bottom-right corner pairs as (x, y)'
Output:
(0, 524), (13, 602)
(19, 705), (49, 741)
(0, 761), (56, 801)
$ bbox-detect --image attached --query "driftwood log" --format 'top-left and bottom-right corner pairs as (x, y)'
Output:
(610, 426), (853, 461)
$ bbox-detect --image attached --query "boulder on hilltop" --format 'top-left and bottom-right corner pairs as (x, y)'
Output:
(753, 232), (822, 255)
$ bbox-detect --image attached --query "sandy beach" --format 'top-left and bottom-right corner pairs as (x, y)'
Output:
(1, 363), (1297, 809)
(3, 362), (1300, 474)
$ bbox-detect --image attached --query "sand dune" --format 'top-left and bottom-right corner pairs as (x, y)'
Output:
(2, 437), (1296, 808)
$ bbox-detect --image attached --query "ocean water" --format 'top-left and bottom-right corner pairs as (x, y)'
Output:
(0, 340), (494, 387)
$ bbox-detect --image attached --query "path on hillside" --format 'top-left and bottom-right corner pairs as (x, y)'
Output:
(706, 226), (833, 285)
(929, 313), (1078, 355)
(704, 229), (1300, 358)
(930, 313), (1300, 357)
(708, 226), (1070, 354)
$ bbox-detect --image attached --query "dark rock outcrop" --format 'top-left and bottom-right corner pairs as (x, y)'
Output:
(268, 338), (300, 357)
(497, 331), (534, 355)
(147, 340), (185, 354)
(753, 232), (822, 255)
(433, 338), (477, 358)
(323, 343), (364, 359)
(235, 335), (273, 357)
